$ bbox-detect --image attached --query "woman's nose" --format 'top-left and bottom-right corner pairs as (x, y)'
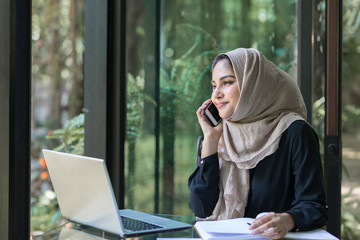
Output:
(212, 87), (223, 98)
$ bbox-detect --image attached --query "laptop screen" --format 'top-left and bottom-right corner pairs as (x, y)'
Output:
(42, 149), (124, 235)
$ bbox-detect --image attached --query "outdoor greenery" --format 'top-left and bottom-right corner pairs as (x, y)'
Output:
(31, 0), (360, 239)
(340, 1), (360, 238)
(125, 73), (156, 209)
(31, 0), (84, 235)
(312, 97), (360, 240)
(341, 188), (360, 240)
(46, 113), (84, 154)
(126, 0), (298, 216)
(31, 114), (84, 234)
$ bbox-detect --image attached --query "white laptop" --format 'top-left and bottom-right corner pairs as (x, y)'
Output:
(42, 149), (192, 237)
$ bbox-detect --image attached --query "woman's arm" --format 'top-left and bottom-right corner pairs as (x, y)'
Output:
(188, 153), (220, 218)
(249, 122), (327, 239)
(196, 99), (223, 158)
(188, 99), (223, 218)
(287, 123), (328, 231)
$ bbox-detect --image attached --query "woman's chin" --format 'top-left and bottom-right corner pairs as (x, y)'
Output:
(219, 113), (229, 119)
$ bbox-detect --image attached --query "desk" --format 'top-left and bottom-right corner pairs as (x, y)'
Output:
(33, 214), (199, 240)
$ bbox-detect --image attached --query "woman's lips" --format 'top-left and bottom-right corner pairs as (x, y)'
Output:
(216, 102), (228, 109)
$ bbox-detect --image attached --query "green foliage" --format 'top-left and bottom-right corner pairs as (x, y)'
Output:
(46, 113), (85, 155)
(31, 1), (85, 233)
(312, 97), (360, 239)
(337, 1), (360, 237)
(125, 72), (157, 208)
(31, 190), (63, 234)
(341, 188), (360, 240)
(30, 0), (360, 237)
(32, 113), (85, 235)
(343, 0), (360, 83)
(343, 104), (360, 133)
(160, 24), (220, 118)
(312, 98), (326, 134)
(126, 73), (156, 142)
(312, 97), (326, 156)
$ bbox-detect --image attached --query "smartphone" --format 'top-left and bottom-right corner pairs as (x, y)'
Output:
(203, 102), (222, 127)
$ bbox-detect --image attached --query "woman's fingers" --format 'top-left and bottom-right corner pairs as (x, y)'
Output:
(250, 212), (289, 239)
(197, 99), (211, 115)
(249, 212), (274, 230)
(197, 99), (213, 126)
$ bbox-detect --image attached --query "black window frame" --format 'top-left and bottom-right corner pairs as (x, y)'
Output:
(0, 0), (342, 239)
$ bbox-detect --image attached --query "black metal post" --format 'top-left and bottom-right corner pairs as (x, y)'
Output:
(0, 0), (31, 239)
(84, 0), (108, 160)
(84, 0), (127, 208)
(144, 0), (161, 213)
(108, 0), (127, 209)
(325, 0), (342, 237)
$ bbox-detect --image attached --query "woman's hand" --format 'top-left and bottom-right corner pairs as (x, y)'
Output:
(196, 99), (223, 158)
(249, 212), (295, 239)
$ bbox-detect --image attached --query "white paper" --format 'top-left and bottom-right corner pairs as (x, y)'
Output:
(157, 239), (201, 240)
(284, 229), (339, 239)
(195, 218), (339, 240)
(197, 218), (254, 234)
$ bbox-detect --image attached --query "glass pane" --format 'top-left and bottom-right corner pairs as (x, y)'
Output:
(312, 0), (360, 238)
(31, 0), (85, 236)
(342, 0), (360, 238)
(124, 0), (297, 215)
(312, 1), (326, 153)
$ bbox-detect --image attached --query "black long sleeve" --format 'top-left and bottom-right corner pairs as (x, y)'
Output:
(188, 153), (220, 218)
(188, 120), (328, 230)
(285, 121), (328, 230)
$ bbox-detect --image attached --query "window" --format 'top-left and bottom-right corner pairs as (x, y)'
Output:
(124, 0), (297, 216)
(31, 0), (85, 234)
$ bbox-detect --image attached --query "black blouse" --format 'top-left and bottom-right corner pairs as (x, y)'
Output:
(188, 120), (328, 231)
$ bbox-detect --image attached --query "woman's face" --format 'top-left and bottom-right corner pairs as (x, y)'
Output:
(211, 59), (240, 119)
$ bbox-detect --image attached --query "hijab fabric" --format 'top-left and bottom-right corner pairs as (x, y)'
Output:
(203, 48), (307, 220)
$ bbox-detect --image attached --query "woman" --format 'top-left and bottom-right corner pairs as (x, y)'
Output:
(188, 48), (327, 239)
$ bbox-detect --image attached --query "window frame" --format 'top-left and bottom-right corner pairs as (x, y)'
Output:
(0, 0), (342, 238)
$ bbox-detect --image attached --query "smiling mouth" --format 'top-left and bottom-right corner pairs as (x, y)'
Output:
(216, 102), (227, 109)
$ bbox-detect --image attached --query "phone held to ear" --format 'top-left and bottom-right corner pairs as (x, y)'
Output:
(203, 102), (222, 127)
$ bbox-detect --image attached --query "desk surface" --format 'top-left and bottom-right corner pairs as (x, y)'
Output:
(33, 214), (198, 240)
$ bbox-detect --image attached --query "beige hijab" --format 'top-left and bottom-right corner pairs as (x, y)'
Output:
(203, 48), (307, 220)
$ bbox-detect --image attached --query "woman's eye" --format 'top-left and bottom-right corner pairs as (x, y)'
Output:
(224, 81), (234, 85)
(211, 85), (216, 89)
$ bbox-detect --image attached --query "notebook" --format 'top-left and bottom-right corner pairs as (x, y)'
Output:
(194, 218), (339, 240)
(42, 149), (192, 237)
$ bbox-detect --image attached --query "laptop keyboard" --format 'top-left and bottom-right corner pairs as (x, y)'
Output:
(121, 216), (164, 231)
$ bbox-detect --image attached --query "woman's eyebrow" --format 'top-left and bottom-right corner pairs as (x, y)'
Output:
(220, 75), (236, 80)
(211, 75), (236, 83)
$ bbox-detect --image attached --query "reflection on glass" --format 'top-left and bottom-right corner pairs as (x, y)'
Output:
(58, 226), (105, 240)
(341, 0), (360, 238)
(31, 0), (85, 236)
(124, 0), (297, 216)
